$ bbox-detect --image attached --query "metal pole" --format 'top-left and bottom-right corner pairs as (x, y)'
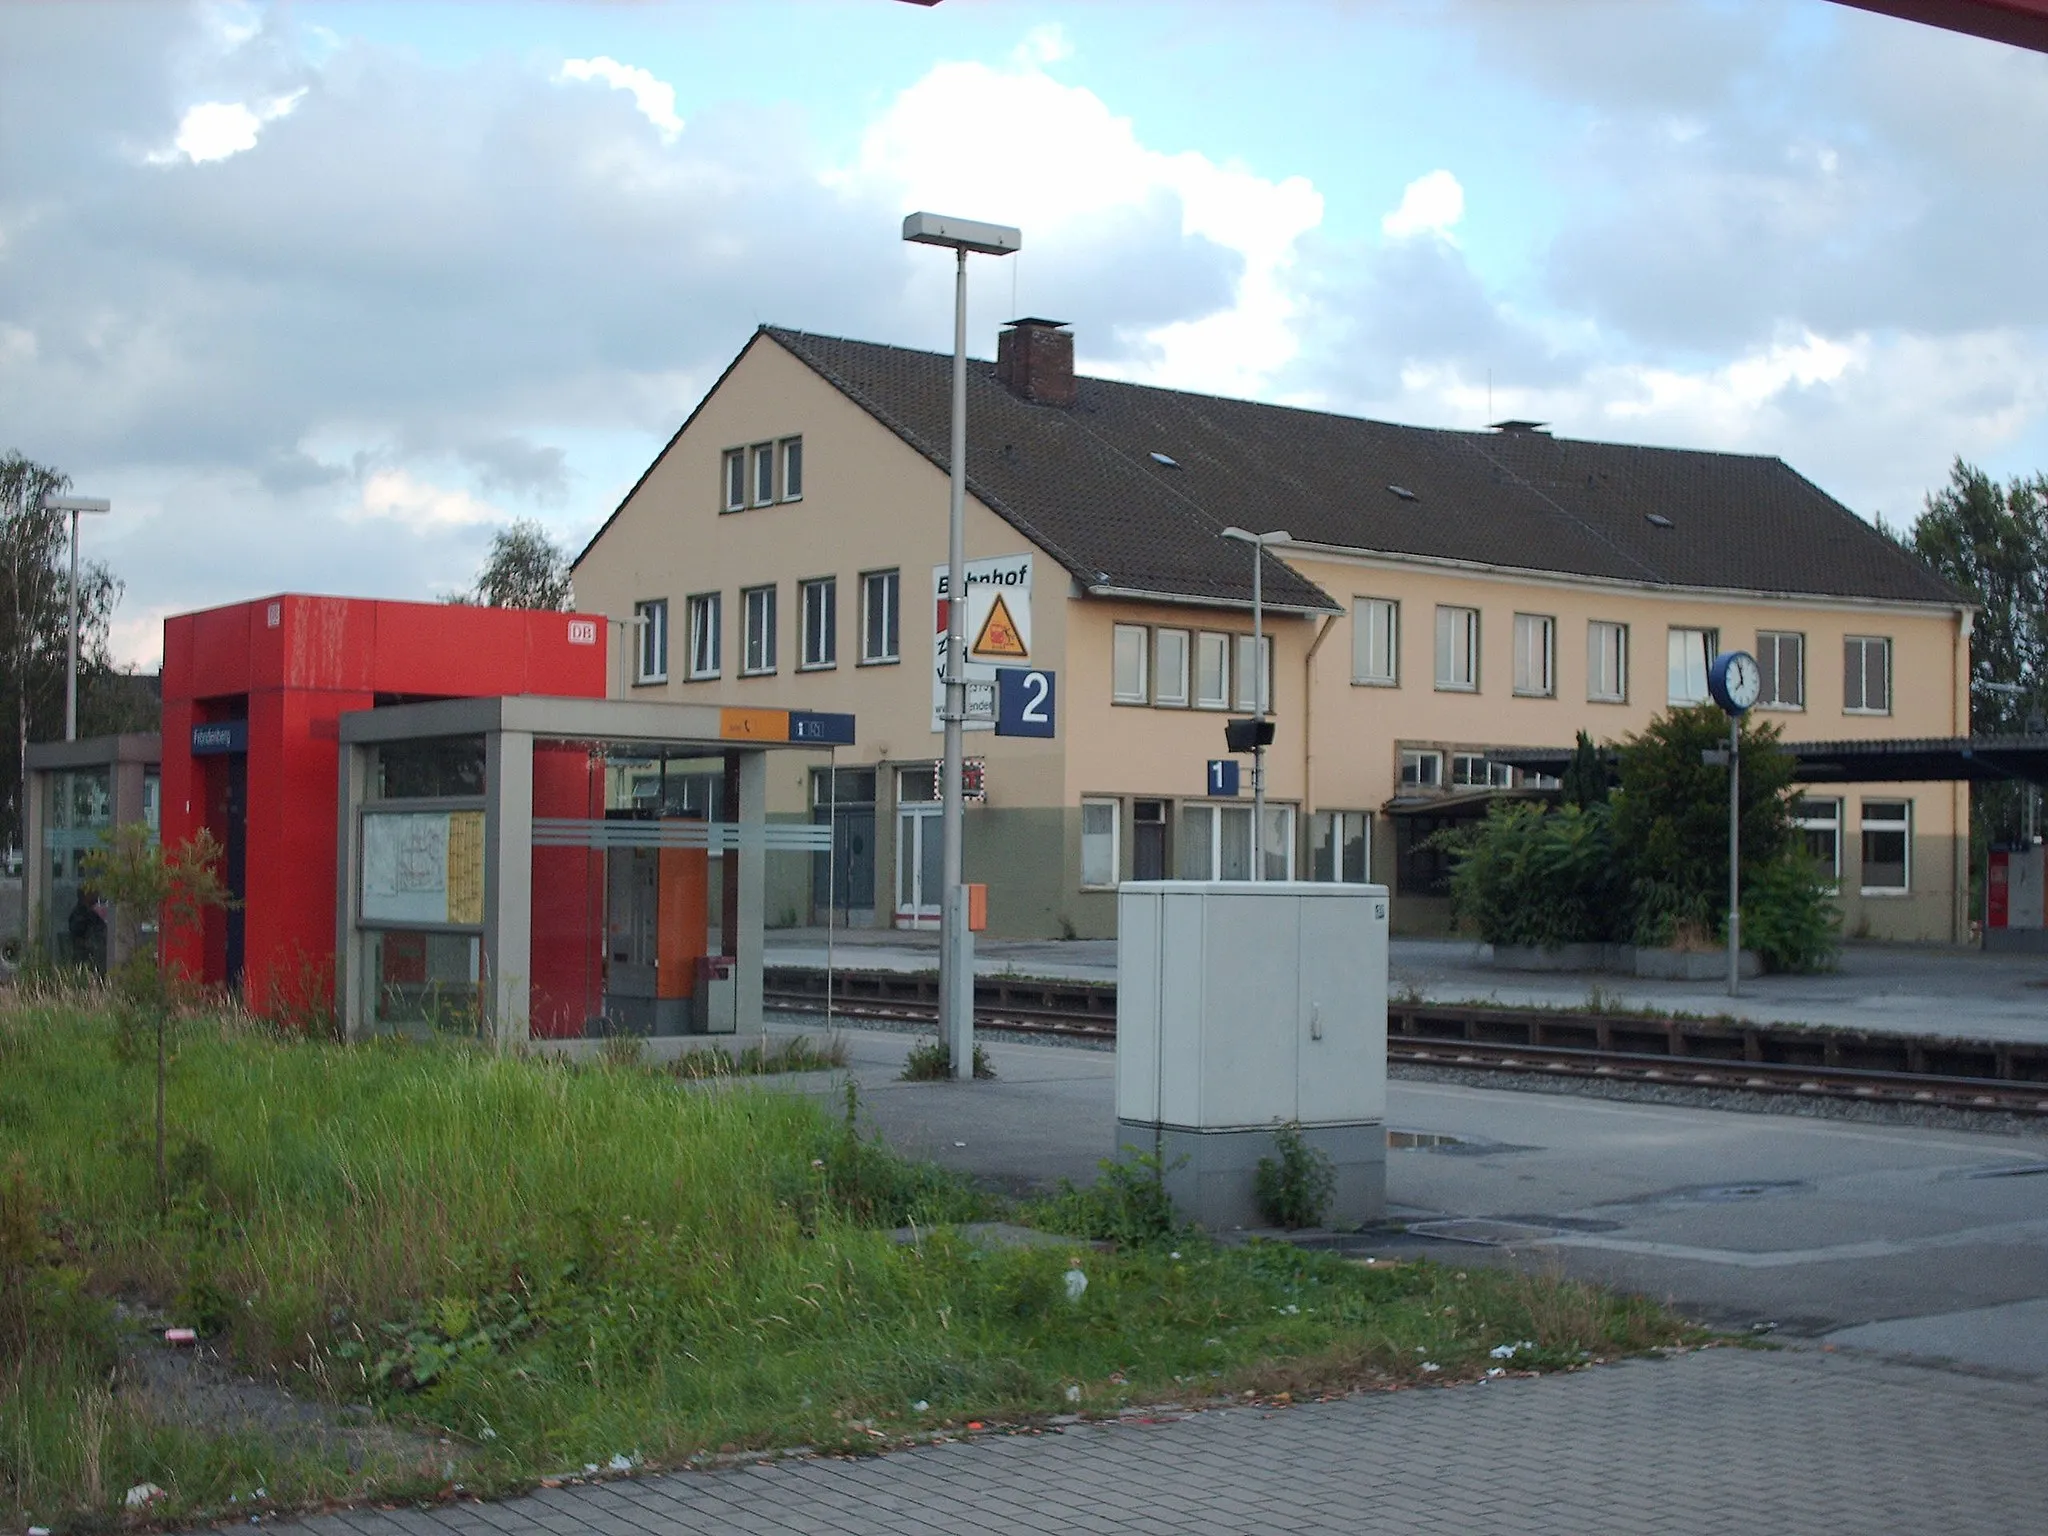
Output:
(941, 245), (975, 1081)
(1727, 713), (1740, 998)
(826, 747), (837, 1037)
(1250, 543), (1264, 882)
(64, 508), (80, 741)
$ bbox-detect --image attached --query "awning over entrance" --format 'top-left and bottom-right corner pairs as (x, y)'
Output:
(1487, 733), (2048, 786)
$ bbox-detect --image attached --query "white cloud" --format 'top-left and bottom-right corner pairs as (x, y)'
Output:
(557, 56), (683, 142)
(150, 89), (305, 165)
(840, 47), (1323, 397)
(353, 469), (502, 529)
(1015, 24), (1073, 66)
(1381, 170), (1464, 242)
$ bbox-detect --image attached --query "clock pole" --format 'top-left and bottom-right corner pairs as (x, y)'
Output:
(1727, 711), (1740, 999)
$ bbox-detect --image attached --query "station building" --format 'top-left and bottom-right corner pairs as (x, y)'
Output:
(570, 321), (1975, 944)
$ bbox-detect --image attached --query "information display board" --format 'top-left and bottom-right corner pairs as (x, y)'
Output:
(362, 810), (485, 925)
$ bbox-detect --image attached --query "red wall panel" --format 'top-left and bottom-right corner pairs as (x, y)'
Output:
(528, 744), (604, 1038)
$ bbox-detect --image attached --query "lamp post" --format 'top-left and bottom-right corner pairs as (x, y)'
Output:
(1220, 528), (1292, 880)
(902, 211), (1020, 1081)
(40, 494), (111, 741)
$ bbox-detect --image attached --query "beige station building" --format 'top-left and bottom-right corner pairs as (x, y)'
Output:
(571, 320), (1973, 945)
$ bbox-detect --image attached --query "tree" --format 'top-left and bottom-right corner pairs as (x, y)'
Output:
(464, 520), (571, 610)
(1905, 459), (2048, 846)
(0, 451), (123, 853)
(82, 824), (233, 1220)
(1560, 728), (1610, 809)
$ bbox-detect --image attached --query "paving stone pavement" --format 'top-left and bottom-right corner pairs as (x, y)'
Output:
(271, 1346), (2046, 1536)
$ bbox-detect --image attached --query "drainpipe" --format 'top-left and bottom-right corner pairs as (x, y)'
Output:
(1302, 614), (1337, 867)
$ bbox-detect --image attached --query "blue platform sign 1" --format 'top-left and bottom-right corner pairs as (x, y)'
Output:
(1206, 759), (1240, 797)
(995, 667), (1056, 737)
(191, 720), (248, 756)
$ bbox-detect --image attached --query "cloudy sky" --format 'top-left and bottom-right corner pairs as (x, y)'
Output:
(4, 0), (2045, 667)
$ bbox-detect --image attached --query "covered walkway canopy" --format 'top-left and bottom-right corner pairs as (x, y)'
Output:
(1489, 733), (2048, 787)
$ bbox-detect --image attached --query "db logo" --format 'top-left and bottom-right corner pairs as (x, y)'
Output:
(567, 619), (598, 646)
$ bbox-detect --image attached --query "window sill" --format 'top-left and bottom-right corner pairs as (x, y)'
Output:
(1757, 702), (1805, 712)
(1154, 698), (1190, 709)
(1511, 689), (1557, 700)
(1435, 683), (1479, 694)
(1844, 708), (1893, 718)
(684, 673), (720, 684)
(857, 656), (901, 668)
(1588, 694), (1628, 705)
(1112, 695), (1150, 707)
(798, 661), (837, 673)
(633, 675), (668, 688)
(719, 505), (745, 515)
(1352, 677), (1399, 688)
(1194, 700), (1230, 711)
(739, 669), (778, 679)
(1858, 887), (1912, 898)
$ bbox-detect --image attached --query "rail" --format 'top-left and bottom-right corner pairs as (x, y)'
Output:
(762, 965), (2048, 1116)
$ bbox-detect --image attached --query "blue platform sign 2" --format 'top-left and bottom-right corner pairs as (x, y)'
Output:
(787, 710), (857, 745)
(995, 667), (1056, 737)
(1206, 759), (1240, 797)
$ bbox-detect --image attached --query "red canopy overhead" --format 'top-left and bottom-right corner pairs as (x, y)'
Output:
(1831, 0), (2048, 53)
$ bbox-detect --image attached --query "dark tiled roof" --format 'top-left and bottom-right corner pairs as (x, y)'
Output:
(766, 327), (1965, 612)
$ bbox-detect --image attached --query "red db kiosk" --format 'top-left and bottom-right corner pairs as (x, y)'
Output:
(158, 595), (608, 1015)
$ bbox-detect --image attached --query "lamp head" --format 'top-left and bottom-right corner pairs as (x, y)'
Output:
(901, 211), (1022, 256)
(41, 495), (110, 515)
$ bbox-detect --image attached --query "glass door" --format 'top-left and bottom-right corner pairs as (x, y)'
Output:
(894, 766), (942, 928)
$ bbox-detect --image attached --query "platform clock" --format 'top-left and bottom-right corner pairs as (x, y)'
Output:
(1708, 650), (1762, 716)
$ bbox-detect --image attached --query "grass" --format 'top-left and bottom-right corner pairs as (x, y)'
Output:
(1, 988), (1701, 1532)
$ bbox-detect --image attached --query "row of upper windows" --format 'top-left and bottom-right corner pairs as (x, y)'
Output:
(720, 437), (804, 512)
(632, 569), (901, 683)
(1110, 623), (1273, 710)
(1348, 600), (1895, 714)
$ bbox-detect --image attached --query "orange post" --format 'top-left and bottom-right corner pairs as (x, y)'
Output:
(966, 883), (988, 932)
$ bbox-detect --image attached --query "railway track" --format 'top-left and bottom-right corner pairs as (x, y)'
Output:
(764, 966), (2048, 1117)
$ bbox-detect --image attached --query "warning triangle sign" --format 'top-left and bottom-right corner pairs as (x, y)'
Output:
(972, 593), (1028, 658)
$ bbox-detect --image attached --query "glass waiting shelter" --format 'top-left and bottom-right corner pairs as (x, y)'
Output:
(22, 733), (162, 972)
(334, 695), (851, 1044)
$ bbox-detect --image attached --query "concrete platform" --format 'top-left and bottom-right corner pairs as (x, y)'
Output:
(769, 928), (2048, 1043)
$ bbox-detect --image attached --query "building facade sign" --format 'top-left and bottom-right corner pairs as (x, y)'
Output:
(932, 553), (1033, 732)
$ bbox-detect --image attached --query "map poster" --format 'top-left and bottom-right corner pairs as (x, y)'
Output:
(362, 810), (485, 926)
(932, 553), (1032, 733)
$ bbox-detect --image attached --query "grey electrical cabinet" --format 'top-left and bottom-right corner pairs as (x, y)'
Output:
(1115, 881), (1388, 1229)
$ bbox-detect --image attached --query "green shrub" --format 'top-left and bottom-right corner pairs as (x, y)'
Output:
(1023, 1148), (1188, 1248)
(1441, 801), (1622, 947)
(901, 1035), (994, 1081)
(1741, 852), (1841, 973)
(1254, 1124), (1335, 1230)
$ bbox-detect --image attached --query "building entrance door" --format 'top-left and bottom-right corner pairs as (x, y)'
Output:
(894, 805), (942, 928)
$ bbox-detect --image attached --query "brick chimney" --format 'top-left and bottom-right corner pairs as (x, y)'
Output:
(995, 318), (1076, 407)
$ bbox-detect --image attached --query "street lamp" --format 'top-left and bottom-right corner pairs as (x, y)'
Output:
(40, 494), (110, 741)
(902, 211), (1020, 1081)
(1219, 528), (1292, 881)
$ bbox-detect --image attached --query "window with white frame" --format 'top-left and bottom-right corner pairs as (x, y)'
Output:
(1844, 636), (1892, 715)
(1860, 799), (1910, 893)
(751, 443), (776, 506)
(780, 437), (803, 501)
(1310, 810), (1370, 883)
(1112, 624), (1150, 703)
(1451, 753), (1513, 789)
(1667, 626), (1719, 704)
(685, 592), (720, 680)
(634, 598), (668, 684)
(1233, 634), (1272, 712)
(1435, 606), (1479, 691)
(800, 577), (836, 670)
(1757, 630), (1805, 709)
(1194, 631), (1230, 709)
(1588, 620), (1628, 703)
(860, 569), (899, 663)
(1512, 613), (1555, 697)
(1154, 628), (1190, 708)
(1353, 597), (1398, 686)
(722, 450), (745, 512)
(1177, 801), (1292, 882)
(1794, 796), (1841, 889)
(1400, 749), (1443, 788)
(1080, 798), (1120, 888)
(742, 585), (777, 675)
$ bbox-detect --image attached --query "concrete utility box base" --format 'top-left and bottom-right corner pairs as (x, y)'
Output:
(1116, 881), (1390, 1232)
(1117, 1121), (1386, 1231)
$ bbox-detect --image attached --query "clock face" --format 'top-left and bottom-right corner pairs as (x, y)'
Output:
(1710, 650), (1762, 714)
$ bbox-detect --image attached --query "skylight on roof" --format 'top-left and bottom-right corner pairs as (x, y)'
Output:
(1150, 452), (1181, 468)
(1646, 512), (1675, 528)
(1387, 485), (1418, 502)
